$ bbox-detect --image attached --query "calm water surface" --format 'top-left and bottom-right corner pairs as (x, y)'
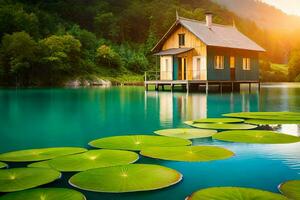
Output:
(0, 83), (300, 199)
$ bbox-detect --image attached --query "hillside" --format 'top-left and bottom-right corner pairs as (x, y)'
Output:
(212, 0), (300, 31)
(0, 0), (299, 86)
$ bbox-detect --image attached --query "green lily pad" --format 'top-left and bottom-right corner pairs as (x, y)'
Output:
(140, 146), (234, 162)
(223, 112), (300, 120)
(47, 150), (139, 172)
(245, 119), (300, 125)
(186, 122), (257, 130)
(28, 160), (52, 169)
(0, 188), (86, 200)
(0, 162), (7, 169)
(89, 135), (191, 151)
(154, 128), (217, 139)
(0, 147), (87, 162)
(186, 187), (288, 200)
(0, 168), (61, 192)
(213, 130), (300, 144)
(69, 164), (182, 193)
(194, 118), (244, 123)
(279, 180), (300, 200)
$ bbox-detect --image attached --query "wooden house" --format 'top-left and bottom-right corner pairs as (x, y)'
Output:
(147, 13), (265, 91)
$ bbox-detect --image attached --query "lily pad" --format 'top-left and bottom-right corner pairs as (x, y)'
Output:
(0, 168), (61, 192)
(186, 123), (257, 130)
(279, 180), (300, 200)
(213, 130), (300, 144)
(0, 147), (87, 162)
(194, 118), (244, 123)
(0, 162), (7, 169)
(154, 128), (217, 139)
(140, 146), (234, 162)
(69, 164), (182, 193)
(28, 160), (52, 169)
(0, 188), (86, 200)
(89, 135), (191, 151)
(223, 112), (300, 120)
(245, 119), (300, 125)
(186, 187), (288, 200)
(47, 150), (139, 172)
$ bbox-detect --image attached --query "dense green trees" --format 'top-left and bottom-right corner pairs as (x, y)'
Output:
(0, 0), (299, 86)
(288, 49), (300, 82)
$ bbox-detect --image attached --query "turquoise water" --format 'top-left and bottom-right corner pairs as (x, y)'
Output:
(0, 84), (300, 199)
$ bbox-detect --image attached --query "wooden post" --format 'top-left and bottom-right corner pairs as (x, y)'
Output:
(249, 83), (251, 93)
(220, 82), (223, 93)
(206, 82), (208, 93)
(186, 83), (189, 92)
(162, 85), (165, 91)
(258, 81), (261, 92)
(231, 82), (234, 92)
(171, 84), (174, 92)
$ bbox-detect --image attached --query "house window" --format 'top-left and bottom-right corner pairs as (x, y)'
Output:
(230, 56), (235, 69)
(243, 58), (251, 70)
(178, 34), (185, 46)
(214, 56), (224, 69)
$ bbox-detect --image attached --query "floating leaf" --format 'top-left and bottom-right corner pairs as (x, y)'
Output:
(0, 168), (61, 192)
(186, 187), (288, 200)
(69, 164), (182, 193)
(194, 118), (244, 123)
(154, 128), (217, 139)
(245, 119), (300, 125)
(0, 188), (86, 200)
(279, 180), (300, 200)
(47, 150), (139, 172)
(223, 112), (300, 120)
(186, 123), (257, 130)
(0, 147), (87, 162)
(213, 130), (300, 144)
(0, 162), (7, 169)
(28, 160), (52, 169)
(140, 146), (234, 162)
(89, 135), (191, 151)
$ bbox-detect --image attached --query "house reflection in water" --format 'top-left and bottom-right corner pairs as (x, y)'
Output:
(145, 89), (261, 127)
(145, 91), (207, 126)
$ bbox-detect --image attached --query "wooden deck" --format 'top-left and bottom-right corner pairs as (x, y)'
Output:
(144, 79), (260, 92)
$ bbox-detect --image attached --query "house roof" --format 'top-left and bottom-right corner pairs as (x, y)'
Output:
(152, 17), (266, 53)
(153, 48), (193, 56)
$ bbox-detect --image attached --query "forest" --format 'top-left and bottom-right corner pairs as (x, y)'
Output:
(1, 0), (300, 86)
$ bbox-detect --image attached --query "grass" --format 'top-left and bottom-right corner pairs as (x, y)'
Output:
(270, 63), (288, 75)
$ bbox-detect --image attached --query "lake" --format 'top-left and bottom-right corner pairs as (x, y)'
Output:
(0, 83), (300, 200)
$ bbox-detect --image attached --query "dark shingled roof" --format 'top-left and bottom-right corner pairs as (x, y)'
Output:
(152, 17), (266, 53)
(153, 48), (193, 56)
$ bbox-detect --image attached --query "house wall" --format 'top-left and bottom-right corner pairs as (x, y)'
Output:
(207, 47), (260, 81)
(161, 25), (207, 80)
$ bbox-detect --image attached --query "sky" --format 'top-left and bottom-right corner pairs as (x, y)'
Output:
(262, 0), (300, 16)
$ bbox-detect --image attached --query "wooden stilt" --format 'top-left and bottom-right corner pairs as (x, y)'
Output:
(249, 83), (251, 93)
(206, 82), (208, 93)
(231, 82), (234, 92)
(220, 82), (223, 93)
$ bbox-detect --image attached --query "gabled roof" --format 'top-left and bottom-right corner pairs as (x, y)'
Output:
(153, 48), (193, 56)
(152, 17), (266, 53)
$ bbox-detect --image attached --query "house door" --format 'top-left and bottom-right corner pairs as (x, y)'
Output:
(230, 56), (235, 80)
(193, 57), (201, 80)
(178, 58), (187, 80)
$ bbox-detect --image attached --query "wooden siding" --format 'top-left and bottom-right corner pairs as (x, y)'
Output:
(161, 25), (207, 80)
(207, 47), (259, 81)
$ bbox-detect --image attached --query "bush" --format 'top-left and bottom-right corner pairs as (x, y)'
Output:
(96, 45), (122, 68)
